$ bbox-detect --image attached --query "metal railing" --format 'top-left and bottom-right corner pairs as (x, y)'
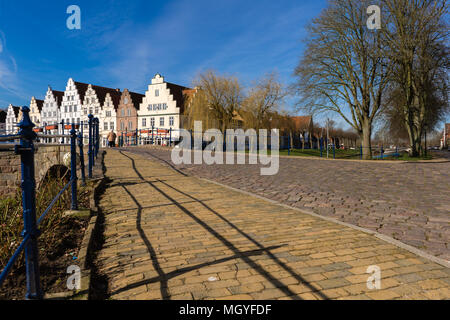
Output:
(0, 107), (100, 299)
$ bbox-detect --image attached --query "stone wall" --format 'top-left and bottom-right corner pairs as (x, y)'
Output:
(0, 145), (73, 198)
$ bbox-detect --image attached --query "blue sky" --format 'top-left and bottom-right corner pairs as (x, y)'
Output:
(0, 0), (447, 129)
(0, 0), (325, 111)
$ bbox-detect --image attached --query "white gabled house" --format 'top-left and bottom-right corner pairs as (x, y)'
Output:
(5, 104), (22, 134)
(29, 96), (44, 127)
(138, 74), (190, 142)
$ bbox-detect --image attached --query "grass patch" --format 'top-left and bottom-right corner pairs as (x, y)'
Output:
(0, 171), (92, 300)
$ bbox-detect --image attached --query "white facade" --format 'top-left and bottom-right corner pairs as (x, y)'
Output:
(60, 78), (84, 128)
(100, 93), (118, 147)
(5, 104), (21, 134)
(29, 97), (43, 126)
(138, 74), (187, 140)
(41, 86), (63, 127)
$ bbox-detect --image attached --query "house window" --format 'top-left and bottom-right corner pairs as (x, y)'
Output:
(142, 118), (147, 127)
(104, 122), (108, 130)
(124, 97), (128, 104)
(150, 117), (155, 127)
(169, 116), (174, 126)
(127, 109), (131, 116)
(155, 89), (159, 97)
(110, 122), (114, 130)
(106, 111), (111, 117)
(120, 121), (124, 130)
(160, 117), (164, 126)
(95, 107), (99, 114)
(74, 106), (77, 112)
(128, 121), (133, 130)
(121, 109), (125, 116)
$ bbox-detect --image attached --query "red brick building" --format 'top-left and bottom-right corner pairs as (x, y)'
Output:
(117, 89), (145, 143)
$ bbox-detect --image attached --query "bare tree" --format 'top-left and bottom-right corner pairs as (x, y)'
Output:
(293, 0), (391, 159)
(185, 70), (243, 133)
(242, 72), (286, 132)
(382, 0), (449, 156)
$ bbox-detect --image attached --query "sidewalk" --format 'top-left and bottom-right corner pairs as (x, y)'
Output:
(95, 149), (450, 300)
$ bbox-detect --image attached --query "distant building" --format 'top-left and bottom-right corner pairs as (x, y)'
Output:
(5, 104), (21, 134)
(0, 110), (6, 135)
(117, 89), (145, 143)
(138, 74), (190, 141)
(444, 123), (450, 147)
(41, 86), (65, 129)
(29, 97), (44, 126)
(80, 84), (121, 146)
(100, 92), (121, 147)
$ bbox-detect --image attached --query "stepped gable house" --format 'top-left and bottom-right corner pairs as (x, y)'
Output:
(79, 83), (121, 146)
(117, 89), (145, 139)
(29, 96), (44, 126)
(100, 90), (122, 147)
(138, 74), (190, 140)
(5, 104), (22, 134)
(41, 86), (65, 128)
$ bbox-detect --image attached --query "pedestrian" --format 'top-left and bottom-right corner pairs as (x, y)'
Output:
(107, 130), (117, 148)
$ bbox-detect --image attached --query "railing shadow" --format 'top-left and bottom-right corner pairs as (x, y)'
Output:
(118, 150), (329, 300)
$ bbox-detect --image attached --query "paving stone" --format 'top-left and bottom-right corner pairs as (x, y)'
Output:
(94, 149), (450, 301)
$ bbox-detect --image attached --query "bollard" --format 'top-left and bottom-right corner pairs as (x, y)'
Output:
(70, 124), (78, 210)
(16, 107), (43, 300)
(88, 115), (93, 178)
(288, 135), (291, 156)
(333, 144), (336, 159)
(320, 139), (323, 158)
(78, 132), (86, 186)
(381, 146), (384, 160)
(360, 145), (363, 160)
(169, 128), (172, 147)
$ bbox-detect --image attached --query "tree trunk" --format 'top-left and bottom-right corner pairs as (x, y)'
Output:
(361, 120), (372, 160)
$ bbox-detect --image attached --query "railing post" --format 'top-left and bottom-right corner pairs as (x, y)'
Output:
(94, 118), (99, 158)
(61, 119), (65, 144)
(78, 131), (86, 186)
(88, 114), (93, 178)
(169, 128), (172, 147)
(70, 124), (78, 210)
(152, 126), (154, 145)
(16, 107), (43, 300)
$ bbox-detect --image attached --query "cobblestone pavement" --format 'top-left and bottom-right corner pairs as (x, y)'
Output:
(122, 147), (450, 261)
(96, 149), (450, 300)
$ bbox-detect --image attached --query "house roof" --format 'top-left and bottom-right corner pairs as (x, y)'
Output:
(122, 89), (145, 110)
(10, 106), (21, 118)
(52, 90), (65, 107)
(167, 82), (191, 113)
(292, 116), (313, 131)
(74, 82), (122, 108)
(0, 110), (6, 123)
(34, 99), (44, 112)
